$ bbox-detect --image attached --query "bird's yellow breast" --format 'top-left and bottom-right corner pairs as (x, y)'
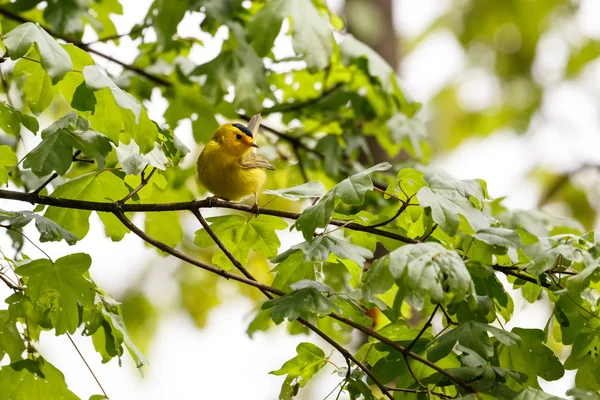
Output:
(196, 141), (267, 201)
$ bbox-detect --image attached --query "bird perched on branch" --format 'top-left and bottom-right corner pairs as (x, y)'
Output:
(196, 114), (274, 214)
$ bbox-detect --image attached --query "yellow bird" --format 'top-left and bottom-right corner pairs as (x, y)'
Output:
(196, 114), (274, 213)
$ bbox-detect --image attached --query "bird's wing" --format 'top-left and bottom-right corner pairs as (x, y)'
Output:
(241, 152), (275, 170)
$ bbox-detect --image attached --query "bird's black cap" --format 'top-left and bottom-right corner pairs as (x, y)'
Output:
(232, 123), (253, 138)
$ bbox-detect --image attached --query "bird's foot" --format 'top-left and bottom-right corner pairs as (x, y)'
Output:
(207, 195), (229, 207)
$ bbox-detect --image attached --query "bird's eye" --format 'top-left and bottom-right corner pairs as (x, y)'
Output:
(236, 134), (242, 140)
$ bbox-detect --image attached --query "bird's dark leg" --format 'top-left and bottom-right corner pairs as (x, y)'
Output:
(251, 192), (259, 217)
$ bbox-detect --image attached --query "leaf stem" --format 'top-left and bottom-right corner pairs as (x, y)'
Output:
(66, 333), (109, 398)
(118, 166), (156, 204)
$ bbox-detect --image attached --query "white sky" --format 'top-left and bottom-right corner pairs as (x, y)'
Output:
(2, 0), (600, 398)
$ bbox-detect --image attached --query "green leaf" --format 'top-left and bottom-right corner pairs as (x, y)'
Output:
(194, 214), (287, 269)
(163, 84), (219, 144)
(273, 235), (373, 266)
(84, 65), (141, 121)
(44, 171), (129, 240)
(153, 0), (188, 49)
(335, 162), (392, 205)
(417, 174), (494, 235)
(294, 163), (391, 240)
(287, 0), (334, 71)
(23, 113), (112, 176)
(191, 23), (268, 114)
(526, 238), (587, 276)
(473, 228), (521, 249)
(361, 257), (393, 309)
(0, 310), (25, 363)
(0, 358), (79, 400)
(0, 102), (38, 136)
(513, 388), (565, 400)
(567, 259), (600, 294)
(4, 23), (73, 83)
(115, 140), (168, 175)
(388, 242), (476, 310)
(272, 251), (315, 291)
(15, 253), (95, 335)
(13, 57), (57, 116)
(339, 33), (405, 96)
(428, 320), (520, 362)
(246, 0), (287, 57)
(263, 181), (327, 201)
(497, 328), (564, 390)
(294, 191), (335, 241)
(0, 145), (17, 186)
(386, 113), (427, 159)
(262, 287), (339, 323)
(270, 342), (328, 399)
(71, 82), (97, 112)
(1, 209), (78, 244)
(93, 296), (148, 368)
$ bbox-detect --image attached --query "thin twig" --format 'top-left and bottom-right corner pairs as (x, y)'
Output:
(439, 305), (457, 326)
(0, 225), (52, 260)
(85, 24), (149, 45)
(0, 271), (22, 291)
(190, 209), (272, 298)
(419, 224), (438, 242)
(404, 304), (439, 355)
(293, 146), (309, 183)
(365, 201), (410, 228)
(118, 166), (157, 204)
(66, 333), (109, 398)
(31, 150), (83, 195)
(493, 265), (550, 287)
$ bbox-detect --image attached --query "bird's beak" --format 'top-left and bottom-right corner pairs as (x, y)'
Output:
(251, 142), (260, 148)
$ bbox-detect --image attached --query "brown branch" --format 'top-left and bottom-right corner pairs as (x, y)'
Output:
(113, 210), (285, 296)
(190, 208), (392, 398)
(0, 189), (418, 244)
(330, 314), (476, 393)
(111, 208), (473, 394)
(0, 271), (22, 291)
(365, 201), (410, 228)
(492, 265), (550, 287)
(419, 224), (438, 242)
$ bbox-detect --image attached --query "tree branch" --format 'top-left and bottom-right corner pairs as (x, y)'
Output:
(191, 208), (393, 398)
(113, 210), (285, 296)
(110, 208), (474, 394)
(404, 304), (438, 355)
(0, 189), (418, 244)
